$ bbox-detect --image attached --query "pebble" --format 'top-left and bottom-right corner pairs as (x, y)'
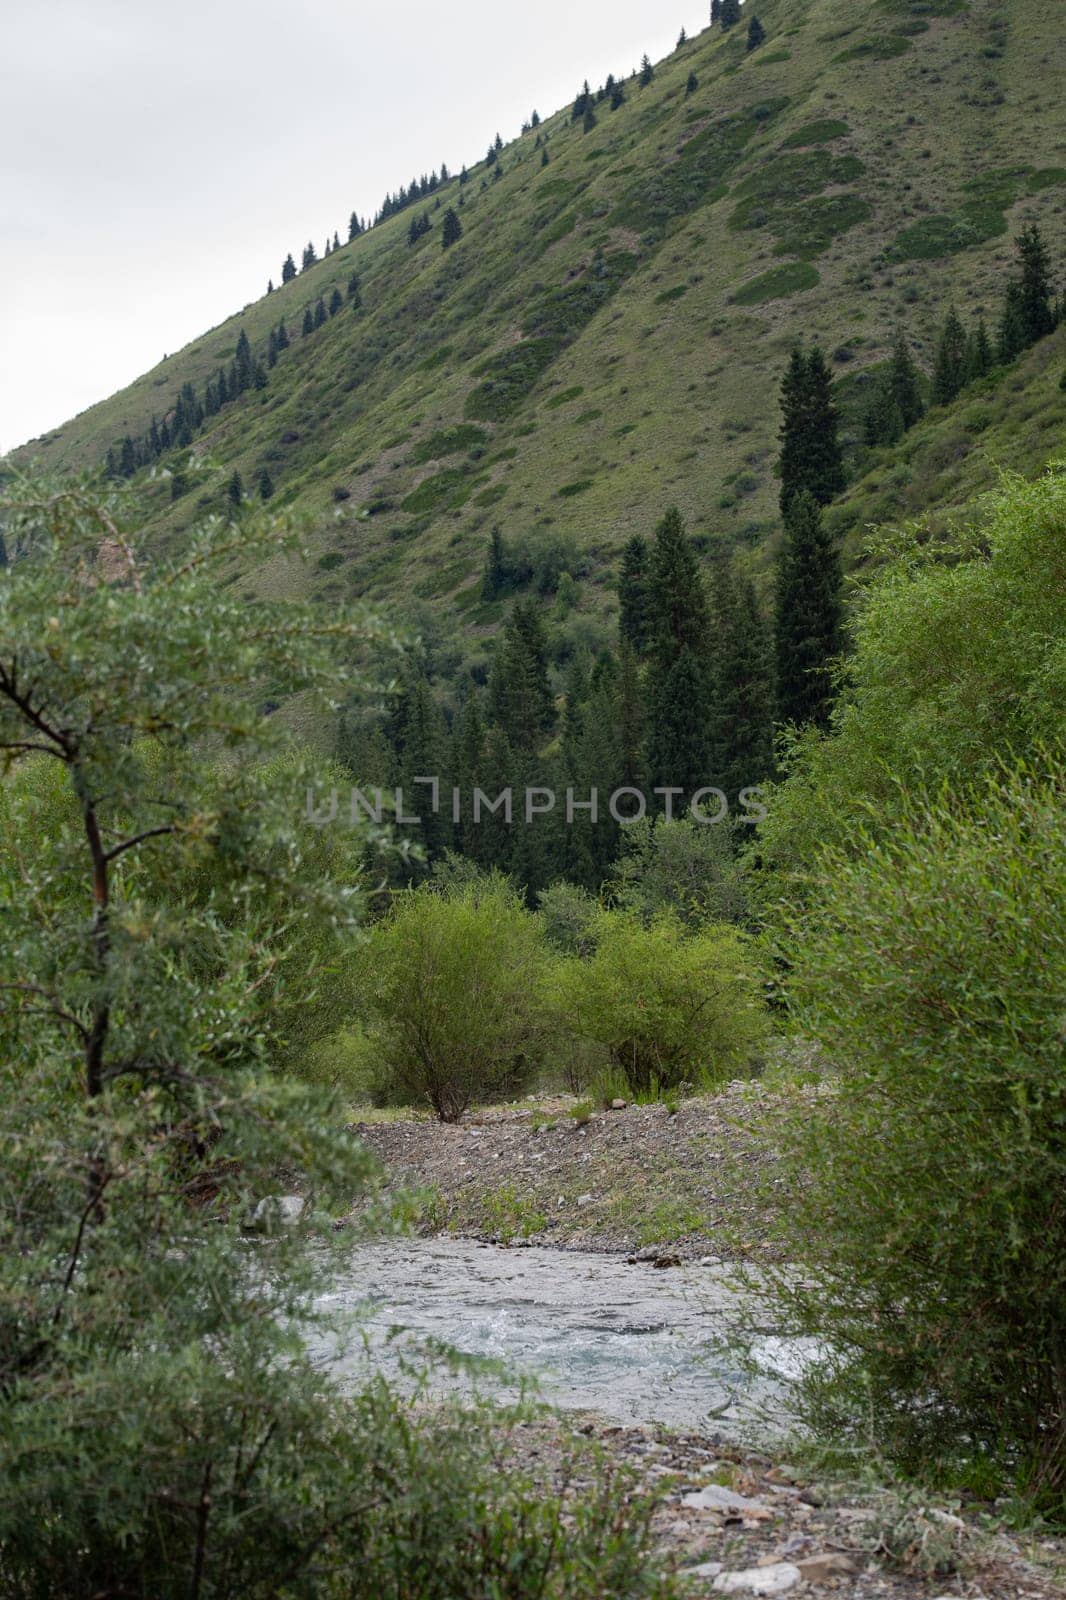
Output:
(682, 1485), (774, 1519)
(712, 1564), (800, 1595)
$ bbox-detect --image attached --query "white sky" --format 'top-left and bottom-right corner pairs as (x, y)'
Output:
(1, 0), (715, 453)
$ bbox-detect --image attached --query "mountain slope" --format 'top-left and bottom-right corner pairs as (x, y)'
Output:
(22, 0), (1066, 651)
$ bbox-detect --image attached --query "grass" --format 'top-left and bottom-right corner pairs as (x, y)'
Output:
(18, 0), (1066, 638)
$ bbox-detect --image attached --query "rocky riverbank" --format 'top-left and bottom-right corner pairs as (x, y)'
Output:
(349, 1083), (793, 1261)
(505, 1414), (1066, 1600)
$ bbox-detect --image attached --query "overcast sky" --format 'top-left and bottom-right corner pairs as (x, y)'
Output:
(1, 0), (715, 453)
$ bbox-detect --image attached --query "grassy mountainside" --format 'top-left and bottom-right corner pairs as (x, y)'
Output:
(22, 0), (1066, 652)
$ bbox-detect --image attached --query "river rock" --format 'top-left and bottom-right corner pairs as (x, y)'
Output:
(681, 1561), (724, 1582)
(682, 1485), (774, 1518)
(796, 1552), (858, 1582)
(610, 1098), (627, 1110)
(252, 1195), (306, 1230)
(712, 1564), (801, 1594)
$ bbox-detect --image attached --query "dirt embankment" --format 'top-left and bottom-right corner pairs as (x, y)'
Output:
(349, 1084), (795, 1260)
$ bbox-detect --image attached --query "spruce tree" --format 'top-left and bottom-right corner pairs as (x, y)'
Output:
(442, 208), (463, 249)
(281, 253), (297, 284)
(775, 490), (843, 730)
(482, 527), (508, 600)
(610, 81), (626, 109)
(640, 54), (654, 87)
(313, 298), (327, 329)
(347, 274), (362, 306)
(541, 147), (550, 167)
(863, 378), (904, 447)
(583, 105), (597, 134)
(258, 469), (274, 500)
(301, 242), (317, 271)
(119, 437), (137, 478)
(998, 280), (1028, 363)
(961, 317), (993, 384)
(489, 602), (554, 752)
(778, 345), (846, 515)
(720, 0), (742, 28)
(329, 288), (343, 316)
(235, 329), (254, 393)
(266, 279), (274, 295)
(686, 71), (699, 96)
(887, 331), (925, 430)
(301, 307), (314, 337)
(711, 0), (722, 22)
(227, 470), (244, 509)
(267, 330), (279, 369)
(678, 27), (687, 46)
(644, 507), (713, 795)
(348, 211), (360, 241)
(746, 15), (766, 49)
(1015, 223), (1056, 347)
(277, 321), (290, 351)
(932, 308), (967, 406)
(618, 534), (650, 655)
(714, 573), (774, 799)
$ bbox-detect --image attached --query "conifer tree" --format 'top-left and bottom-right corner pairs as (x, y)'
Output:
(618, 534), (650, 655)
(489, 602), (555, 752)
(639, 54), (654, 86)
(348, 211), (360, 241)
(1014, 223), (1057, 347)
(998, 280), (1028, 363)
(644, 508), (713, 795)
(347, 274), (362, 307)
(932, 307), (967, 406)
(266, 279), (274, 295)
(253, 362), (268, 391)
(686, 71), (699, 95)
(482, 527), (508, 599)
(775, 490), (843, 730)
(281, 253), (297, 284)
(531, 110), (541, 128)
(313, 298), (327, 329)
(863, 378), (904, 448)
(329, 288), (343, 316)
(746, 14), (766, 49)
(541, 147), (550, 167)
(961, 317), (993, 384)
(714, 573), (774, 799)
(119, 437), (137, 478)
(442, 208), (463, 249)
(777, 345), (846, 515)
(267, 330), (279, 369)
(228, 470), (244, 508)
(887, 331), (925, 430)
(258, 469), (274, 500)
(611, 81), (626, 109)
(217, 367), (230, 405)
(678, 27), (687, 46)
(711, 0), (722, 22)
(720, 0), (742, 28)
(332, 231), (341, 252)
(301, 242), (317, 271)
(301, 307), (315, 337)
(277, 321), (290, 351)
(235, 329), (254, 393)
(583, 105), (597, 134)
(572, 81), (592, 122)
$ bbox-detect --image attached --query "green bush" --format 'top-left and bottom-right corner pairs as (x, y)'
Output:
(358, 881), (548, 1121)
(757, 469), (1066, 883)
(762, 766), (1066, 1505)
(548, 909), (767, 1096)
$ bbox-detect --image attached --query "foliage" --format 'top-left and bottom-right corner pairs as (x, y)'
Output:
(547, 909), (767, 1096)
(757, 468), (1066, 881)
(607, 817), (747, 927)
(356, 879), (548, 1121)
(761, 765), (1066, 1505)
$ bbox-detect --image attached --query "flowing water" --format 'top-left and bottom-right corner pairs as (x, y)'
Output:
(305, 1238), (811, 1434)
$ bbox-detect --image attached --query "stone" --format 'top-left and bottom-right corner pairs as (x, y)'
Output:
(252, 1195), (305, 1230)
(712, 1564), (801, 1595)
(576, 1192), (594, 1207)
(682, 1485), (774, 1518)
(610, 1098), (627, 1110)
(796, 1553), (858, 1582)
(681, 1561), (724, 1582)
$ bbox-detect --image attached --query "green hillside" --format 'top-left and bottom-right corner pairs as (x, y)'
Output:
(22, 0), (1066, 648)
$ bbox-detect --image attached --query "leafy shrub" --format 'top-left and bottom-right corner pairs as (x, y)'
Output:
(357, 881), (548, 1121)
(548, 910), (767, 1096)
(757, 469), (1066, 881)
(538, 881), (601, 955)
(762, 765), (1066, 1504)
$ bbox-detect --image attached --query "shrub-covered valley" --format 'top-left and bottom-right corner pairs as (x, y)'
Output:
(2, 0), (1065, 1594)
